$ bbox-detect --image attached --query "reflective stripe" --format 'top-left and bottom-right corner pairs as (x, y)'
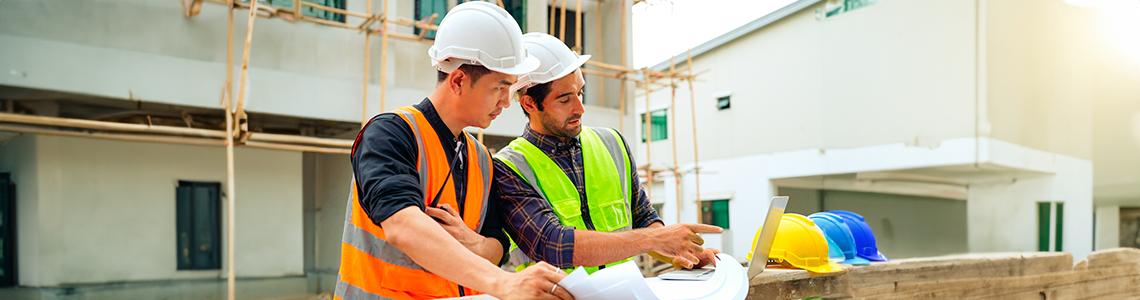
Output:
(334, 275), (386, 300)
(342, 216), (427, 271)
(392, 110), (429, 196)
(590, 127), (631, 220)
(495, 147), (546, 204)
(468, 132), (493, 233)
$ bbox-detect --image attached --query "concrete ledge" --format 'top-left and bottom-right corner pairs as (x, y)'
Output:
(0, 276), (309, 300)
(747, 249), (1140, 299)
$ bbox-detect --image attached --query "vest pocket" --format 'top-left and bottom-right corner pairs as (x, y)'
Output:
(548, 198), (583, 229)
(589, 197), (631, 232)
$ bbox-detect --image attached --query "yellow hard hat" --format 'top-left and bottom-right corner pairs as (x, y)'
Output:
(746, 213), (845, 274)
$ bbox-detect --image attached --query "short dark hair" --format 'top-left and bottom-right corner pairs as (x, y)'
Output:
(521, 81), (553, 117)
(437, 63), (492, 84)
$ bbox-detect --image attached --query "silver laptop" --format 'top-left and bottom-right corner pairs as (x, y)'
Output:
(658, 196), (788, 280)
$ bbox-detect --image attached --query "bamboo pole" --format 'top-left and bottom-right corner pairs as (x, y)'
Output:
(380, 0), (389, 113)
(362, 31), (371, 126)
(478, 128), (484, 145)
(595, 0), (604, 107)
(248, 132), (353, 148)
(235, 0), (258, 139)
(619, 0), (627, 134)
(575, 0), (581, 53)
(670, 57), (682, 224)
(300, 1), (371, 19)
(643, 67), (653, 203)
(549, 1), (556, 35)
(245, 141), (351, 154)
(687, 49), (702, 220)
(0, 113), (224, 138)
(225, 2), (236, 299)
(559, 0), (567, 42)
(0, 124), (225, 147)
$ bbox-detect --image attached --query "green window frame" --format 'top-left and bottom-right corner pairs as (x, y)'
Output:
(822, 0), (878, 18)
(640, 109), (667, 142)
(700, 200), (730, 229)
(1037, 201), (1064, 252)
(254, 0), (346, 23)
(177, 181), (222, 270)
(415, 0), (448, 40)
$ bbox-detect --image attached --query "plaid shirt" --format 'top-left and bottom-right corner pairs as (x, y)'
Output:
(492, 125), (663, 269)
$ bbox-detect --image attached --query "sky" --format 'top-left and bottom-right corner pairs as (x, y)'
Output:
(631, 0), (797, 69)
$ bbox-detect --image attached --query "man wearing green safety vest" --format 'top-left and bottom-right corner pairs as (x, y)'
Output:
(492, 32), (723, 275)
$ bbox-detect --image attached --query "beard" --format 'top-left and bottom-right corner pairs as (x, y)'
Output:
(538, 112), (583, 140)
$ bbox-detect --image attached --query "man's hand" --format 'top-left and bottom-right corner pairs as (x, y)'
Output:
(692, 248), (721, 269)
(493, 262), (574, 300)
(424, 204), (480, 248)
(648, 223), (723, 269)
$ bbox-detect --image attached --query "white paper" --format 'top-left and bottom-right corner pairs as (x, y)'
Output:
(644, 253), (748, 300)
(551, 253), (746, 300)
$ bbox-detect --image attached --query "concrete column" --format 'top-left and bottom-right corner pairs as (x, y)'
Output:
(1095, 205), (1120, 250)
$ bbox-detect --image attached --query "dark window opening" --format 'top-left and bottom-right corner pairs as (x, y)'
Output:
(548, 8), (584, 54)
(177, 181), (222, 270)
(716, 96), (731, 110)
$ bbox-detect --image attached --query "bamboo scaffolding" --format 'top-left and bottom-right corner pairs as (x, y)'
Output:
(594, 0), (604, 107)
(575, 0), (581, 53)
(669, 57), (681, 224)
(379, 0), (389, 113)
(361, 6), (371, 126)
(643, 67), (653, 202)
(619, 0), (627, 134)
(687, 49), (702, 220)
(560, 0), (567, 42)
(225, 2), (237, 299)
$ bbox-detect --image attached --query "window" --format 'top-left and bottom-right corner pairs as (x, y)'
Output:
(415, 0), (448, 39)
(700, 200), (730, 229)
(640, 109), (667, 142)
(177, 181), (222, 270)
(254, 0), (346, 22)
(716, 96), (731, 110)
(501, 0), (527, 32)
(821, 0), (878, 18)
(0, 173), (14, 287)
(1037, 202), (1064, 252)
(548, 8), (584, 53)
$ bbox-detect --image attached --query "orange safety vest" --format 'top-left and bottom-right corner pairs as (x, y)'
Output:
(335, 106), (493, 300)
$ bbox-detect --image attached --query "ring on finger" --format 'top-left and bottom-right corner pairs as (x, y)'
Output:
(550, 285), (558, 294)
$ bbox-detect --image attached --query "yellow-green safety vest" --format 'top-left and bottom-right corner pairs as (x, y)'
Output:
(496, 127), (636, 274)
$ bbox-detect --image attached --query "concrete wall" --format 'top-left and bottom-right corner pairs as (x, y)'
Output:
(0, 135), (303, 287)
(983, 0), (1098, 161)
(636, 0), (978, 169)
(302, 152), (351, 294)
(0, 0), (631, 139)
(779, 188), (969, 259)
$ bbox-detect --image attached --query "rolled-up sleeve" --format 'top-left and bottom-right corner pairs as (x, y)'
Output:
(352, 114), (424, 227)
(492, 158), (577, 269)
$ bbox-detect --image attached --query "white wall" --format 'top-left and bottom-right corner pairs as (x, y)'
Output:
(1095, 205), (1120, 250)
(663, 137), (1092, 262)
(636, 0), (979, 169)
(0, 134), (303, 287)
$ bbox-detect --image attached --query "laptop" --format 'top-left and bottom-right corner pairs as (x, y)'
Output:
(658, 196), (788, 281)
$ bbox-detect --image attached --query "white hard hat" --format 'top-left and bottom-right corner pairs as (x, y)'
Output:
(428, 2), (539, 76)
(511, 33), (591, 92)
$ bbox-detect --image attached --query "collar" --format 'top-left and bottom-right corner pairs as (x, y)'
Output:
(414, 98), (462, 142)
(522, 124), (580, 153)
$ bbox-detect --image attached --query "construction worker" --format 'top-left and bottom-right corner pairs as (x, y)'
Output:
(494, 32), (723, 275)
(336, 3), (572, 300)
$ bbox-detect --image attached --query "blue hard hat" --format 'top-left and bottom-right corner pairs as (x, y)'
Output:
(825, 210), (888, 262)
(809, 213), (871, 265)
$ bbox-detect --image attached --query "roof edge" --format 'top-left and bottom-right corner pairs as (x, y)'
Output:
(648, 0), (822, 72)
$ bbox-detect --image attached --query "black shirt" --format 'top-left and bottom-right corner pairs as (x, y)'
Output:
(351, 98), (510, 266)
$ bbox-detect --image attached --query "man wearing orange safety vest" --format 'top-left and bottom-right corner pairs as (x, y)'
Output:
(336, 3), (572, 300)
